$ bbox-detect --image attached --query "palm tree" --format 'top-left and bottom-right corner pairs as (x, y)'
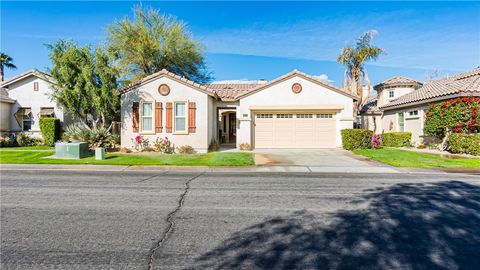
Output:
(0, 52), (17, 82)
(337, 30), (383, 114)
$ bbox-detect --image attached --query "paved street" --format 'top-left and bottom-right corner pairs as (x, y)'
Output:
(1, 170), (480, 270)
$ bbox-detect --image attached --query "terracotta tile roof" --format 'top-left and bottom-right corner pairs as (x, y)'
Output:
(360, 95), (381, 114)
(380, 68), (480, 110)
(374, 76), (423, 91)
(204, 83), (259, 100)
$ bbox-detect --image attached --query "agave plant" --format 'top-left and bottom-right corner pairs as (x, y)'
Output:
(63, 123), (112, 148)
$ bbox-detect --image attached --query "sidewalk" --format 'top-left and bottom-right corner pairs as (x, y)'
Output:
(14, 163), (477, 174)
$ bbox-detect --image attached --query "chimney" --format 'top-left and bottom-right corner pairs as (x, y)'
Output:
(257, 79), (267, 85)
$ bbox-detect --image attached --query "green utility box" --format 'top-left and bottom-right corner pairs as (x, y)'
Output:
(55, 142), (89, 159)
(95, 147), (105, 160)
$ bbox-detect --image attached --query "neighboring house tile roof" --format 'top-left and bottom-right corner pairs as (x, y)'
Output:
(380, 68), (480, 110)
(360, 95), (381, 114)
(0, 88), (15, 103)
(204, 83), (259, 101)
(374, 76), (423, 91)
(0, 69), (52, 88)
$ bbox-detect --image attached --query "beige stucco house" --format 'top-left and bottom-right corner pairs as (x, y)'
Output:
(120, 69), (358, 152)
(361, 68), (480, 144)
(0, 70), (69, 137)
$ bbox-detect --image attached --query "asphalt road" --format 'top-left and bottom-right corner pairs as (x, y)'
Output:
(1, 170), (480, 270)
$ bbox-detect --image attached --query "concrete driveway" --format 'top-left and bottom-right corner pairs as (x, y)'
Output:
(254, 148), (398, 173)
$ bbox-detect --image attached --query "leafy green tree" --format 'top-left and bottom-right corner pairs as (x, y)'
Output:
(0, 52), (17, 82)
(106, 6), (211, 83)
(46, 40), (119, 129)
(337, 30), (383, 113)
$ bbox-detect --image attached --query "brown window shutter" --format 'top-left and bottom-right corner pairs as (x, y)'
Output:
(188, 102), (196, 133)
(155, 102), (162, 132)
(166, 102), (173, 133)
(33, 82), (39, 91)
(132, 102), (139, 132)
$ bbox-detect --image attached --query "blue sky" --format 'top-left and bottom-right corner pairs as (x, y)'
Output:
(1, 1), (479, 86)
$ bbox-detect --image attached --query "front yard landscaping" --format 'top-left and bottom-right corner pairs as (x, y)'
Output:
(354, 148), (480, 169)
(0, 149), (254, 166)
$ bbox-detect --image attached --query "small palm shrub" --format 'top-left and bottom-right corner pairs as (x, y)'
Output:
(239, 143), (252, 151)
(153, 137), (173, 153)
(208, 139), (220, 152)
(63, 123), (112, 148)
(176, 145), (195, 154)
(16, 133), (36, 147)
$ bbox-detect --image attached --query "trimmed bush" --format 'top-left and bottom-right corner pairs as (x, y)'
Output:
(381, 132), (412, 147)
(447, 133), (480, 156)
(341, 129), (373, 150)
(238, 143), (252, 151)
(176, 145), (195, 154)
(39, 118), (60, 146)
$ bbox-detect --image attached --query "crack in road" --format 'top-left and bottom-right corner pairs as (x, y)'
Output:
(147, 172), (205, 270)
(135, 172), (168, 183)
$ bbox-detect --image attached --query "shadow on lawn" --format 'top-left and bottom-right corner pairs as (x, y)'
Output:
(193, 181), (480, 270)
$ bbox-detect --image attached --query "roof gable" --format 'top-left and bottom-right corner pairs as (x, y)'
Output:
(120, 69), (217, 98)
(1, 69), (52, 88)
(235, 70), (358, 100)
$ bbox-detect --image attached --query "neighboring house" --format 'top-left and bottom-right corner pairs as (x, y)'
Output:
(0, 70), (69, 137)
(360, 76), (423, 134)
(0, 88), (15, 132)
(361, 68), (480, 144)
(120, 69), (357, 152)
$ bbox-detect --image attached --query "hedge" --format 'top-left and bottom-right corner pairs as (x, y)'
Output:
(381, 132), (412, 147)
(447, 133), (480, 156)
(39, 118), (60, 146)
(341, 129), (373, 150)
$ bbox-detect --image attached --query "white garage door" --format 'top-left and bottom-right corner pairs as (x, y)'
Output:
(254, 112), (336, 148)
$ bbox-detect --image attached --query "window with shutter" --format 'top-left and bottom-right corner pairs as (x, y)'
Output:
(188, 102), (196, 133)
(155, 102), (163, 132)
(166, 102), (173, 133)
(132, 102), (139, 132)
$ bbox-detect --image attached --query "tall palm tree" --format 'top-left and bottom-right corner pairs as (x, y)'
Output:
(0, 52), (17, 82)
(337, 30), (383, 114)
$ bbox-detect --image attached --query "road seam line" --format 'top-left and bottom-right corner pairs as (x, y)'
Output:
(147, 172), (205, 270)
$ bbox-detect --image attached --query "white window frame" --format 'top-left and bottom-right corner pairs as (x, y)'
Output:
(173, 101), (189, 134)
(140, 100), (155, 134)
(388, 90), (395, 98)
(22, 111), (32, 131)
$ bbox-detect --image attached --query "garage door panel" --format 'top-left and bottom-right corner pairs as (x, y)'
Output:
(254, 112), (336, 148)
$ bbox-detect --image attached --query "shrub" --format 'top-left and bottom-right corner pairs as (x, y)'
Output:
(16, 133), (36, 147)
(153, 137), (173, 153)
(176, 145), (195, 154)
(238, 143), (252, 151)
(447, 133), (480, 156)
(39, 118), (60, 146)
(372, 134), (382, 149)
(142, 146), (156, 152)
(424, 97), (480, 138)
(208, 139), (220, 152)
(107, 134), (120, 148)
(341, 129), (373, 150)
(63, 123), (112, 148)
(381, 132), (412, 147)
(0, 136), (14, 148)
(119, 147), (132, 153)
(131, 135), (149, 151)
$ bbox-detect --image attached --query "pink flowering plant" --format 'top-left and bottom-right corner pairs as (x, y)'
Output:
(131, 135), (149, 151)
(153, 137), (173, 153)
(371, 134), (382, 148)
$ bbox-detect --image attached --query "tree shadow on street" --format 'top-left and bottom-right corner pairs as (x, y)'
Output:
(193, 181), (480, 270)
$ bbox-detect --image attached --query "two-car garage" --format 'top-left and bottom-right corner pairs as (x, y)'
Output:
(253, 111), (337, 148)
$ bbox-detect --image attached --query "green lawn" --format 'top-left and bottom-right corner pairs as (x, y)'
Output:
(0, 150), (255, 166)
(354, 148), (480, 168)
(0, 145), (55, 151)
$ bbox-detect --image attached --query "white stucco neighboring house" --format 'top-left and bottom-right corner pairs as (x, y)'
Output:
(120, 69), (357, 152)
(361, 68), (480, 145)
(0, 69), (70, 137)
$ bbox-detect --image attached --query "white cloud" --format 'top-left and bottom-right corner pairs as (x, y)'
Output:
(313, 74), (333, 83)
